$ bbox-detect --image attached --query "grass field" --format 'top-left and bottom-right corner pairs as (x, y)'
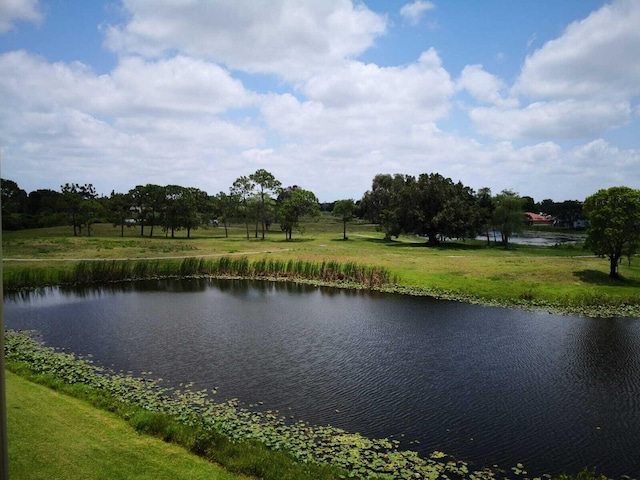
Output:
(3, 216), (640, 316)
(5, 371), (245, 480)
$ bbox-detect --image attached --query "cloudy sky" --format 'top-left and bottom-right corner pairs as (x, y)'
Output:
(1, 0), (638, 202)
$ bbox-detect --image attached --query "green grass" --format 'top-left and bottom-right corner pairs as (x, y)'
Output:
(6, 370), (245, 480)
(3, 219), (640, 316)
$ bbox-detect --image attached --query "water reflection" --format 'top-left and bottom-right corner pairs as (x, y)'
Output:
(4, 279), (640, 478)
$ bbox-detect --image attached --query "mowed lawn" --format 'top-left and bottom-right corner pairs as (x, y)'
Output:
(5, 371), (246, 480)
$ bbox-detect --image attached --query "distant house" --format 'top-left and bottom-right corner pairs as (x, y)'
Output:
(524, 212), (554, 226)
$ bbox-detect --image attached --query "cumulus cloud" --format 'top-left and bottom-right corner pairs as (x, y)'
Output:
(0, 50), (263, 193)
(469, 100), (632, 140)
(0, 0), (42, 33)
(456, 64), (518, 108)
(104, 0), (387, 80)
(399, 1), (435, 26)
(462, 0), (640, 142)
(513, 0), (640, 99)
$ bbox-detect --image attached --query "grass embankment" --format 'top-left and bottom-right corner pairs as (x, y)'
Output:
(6, 371), (245, 480)
(3, 219), (640, 316)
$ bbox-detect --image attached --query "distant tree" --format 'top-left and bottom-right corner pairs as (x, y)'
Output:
(250, 169), (281, 240)
(28, 189), (62, 227)
(1, 178), (28, 230)
(492, 190), (524, 248)
(332, 199), (356, 240)
(477, 187), (494, 246)
(213, 191), (236, 237)
(584, 186), (640, 278)
(277, 187), (320, 240)
(108, 191), (133, 237)
(521, 195), (536, 213)
(231, 176), (255, 240)
(59, 183), (98, 236)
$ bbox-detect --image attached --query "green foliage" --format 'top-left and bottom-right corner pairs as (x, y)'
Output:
(584, 186), (640, 278)
(11, 330), (629, 480)
(277, 187), (321, 240)
(492, 190), (525, 248)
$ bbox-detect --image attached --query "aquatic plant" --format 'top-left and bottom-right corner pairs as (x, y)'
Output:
(8, 329), (624, 480)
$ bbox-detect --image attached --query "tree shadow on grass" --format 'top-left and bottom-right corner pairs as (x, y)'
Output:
(358, 236), (486, 251)
(574, 269), (640, 287)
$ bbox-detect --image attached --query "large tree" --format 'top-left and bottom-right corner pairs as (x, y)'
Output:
(277, 187), (320, 241)
(492, 190), (524, 248)
(360, 174), (406, 241)
(584, 186), (640, 278)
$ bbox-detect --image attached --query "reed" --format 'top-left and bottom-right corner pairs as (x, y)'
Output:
(3, 256), (395, 290)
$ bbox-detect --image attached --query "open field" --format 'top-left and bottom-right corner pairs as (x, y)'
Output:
(3, 217), (640, 316)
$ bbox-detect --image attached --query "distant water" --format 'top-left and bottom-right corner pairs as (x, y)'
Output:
(5, 279), (640, 478)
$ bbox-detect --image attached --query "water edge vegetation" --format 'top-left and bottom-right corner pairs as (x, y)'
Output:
(3, 219), (640, 479)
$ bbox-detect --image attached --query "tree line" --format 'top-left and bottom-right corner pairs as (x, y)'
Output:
(2, 173), (639, 277)
(3, 171), (582, 246)
(1, 170), (320, 241)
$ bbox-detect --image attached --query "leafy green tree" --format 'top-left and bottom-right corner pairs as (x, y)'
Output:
(332, 199), (356, 240)
(492, 190), (524, 248)
(59, 183), (98, 236)
(277, 187), (320, 241)
(360, 174), (406, 241)
(584, 186), (640, 278)
(249, 169), (281, 240)
(231, 176), (255, 240)
(409, 173), (480, 245)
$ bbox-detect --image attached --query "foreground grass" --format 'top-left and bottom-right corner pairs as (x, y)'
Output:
(6, 370), (245, 480)
(3, 220), (640, 316)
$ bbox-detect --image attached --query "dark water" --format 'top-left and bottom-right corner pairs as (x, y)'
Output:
(4, 279), (640, 478)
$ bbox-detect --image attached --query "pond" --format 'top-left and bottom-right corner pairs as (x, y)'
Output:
(4, 279), (640, 478)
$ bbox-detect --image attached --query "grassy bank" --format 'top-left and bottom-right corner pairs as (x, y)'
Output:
(5, 330), (623, 480)
(3, 220), (640, 316)
(6, 370), (246, 480)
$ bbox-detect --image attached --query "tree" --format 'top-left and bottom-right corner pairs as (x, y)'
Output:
(59, 183), (98, 236)
(584, 186), (640, 278)
(249, 169), (281, 240)
(1, 178), (28, 230)
(477, 187), (494, 246)
(360, 174), (406, 241)
(409, 173), (479, 245)
(231, 176), (255, 240)
(212, 192), (236, 238)
(277, 187), (320, 241)
(108, 191), (133, 237)
(492, 190), (524, 248)
(332, 199), (356, 240)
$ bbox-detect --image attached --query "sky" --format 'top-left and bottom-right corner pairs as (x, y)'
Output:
(1, 0), (639, 203)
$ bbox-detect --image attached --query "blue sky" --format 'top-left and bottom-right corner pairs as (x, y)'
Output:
(1, 0), (638, 202)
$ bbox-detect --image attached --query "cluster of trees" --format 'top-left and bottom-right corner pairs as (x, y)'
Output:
(4, 175), (639, 278)
(1, 171), (321, 241)
(359, 173), (527, 247)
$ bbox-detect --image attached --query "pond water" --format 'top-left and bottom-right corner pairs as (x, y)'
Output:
(4, 279), (640, 478)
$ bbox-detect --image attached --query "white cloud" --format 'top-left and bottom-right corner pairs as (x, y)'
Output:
(456, 64), (518, 108)
(104, 0), (387, 81)
(513, 0), (640, 100)
(469, 99), (632, 140)
(0, 0), (42, 33)
(399, 1), (435, 26)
